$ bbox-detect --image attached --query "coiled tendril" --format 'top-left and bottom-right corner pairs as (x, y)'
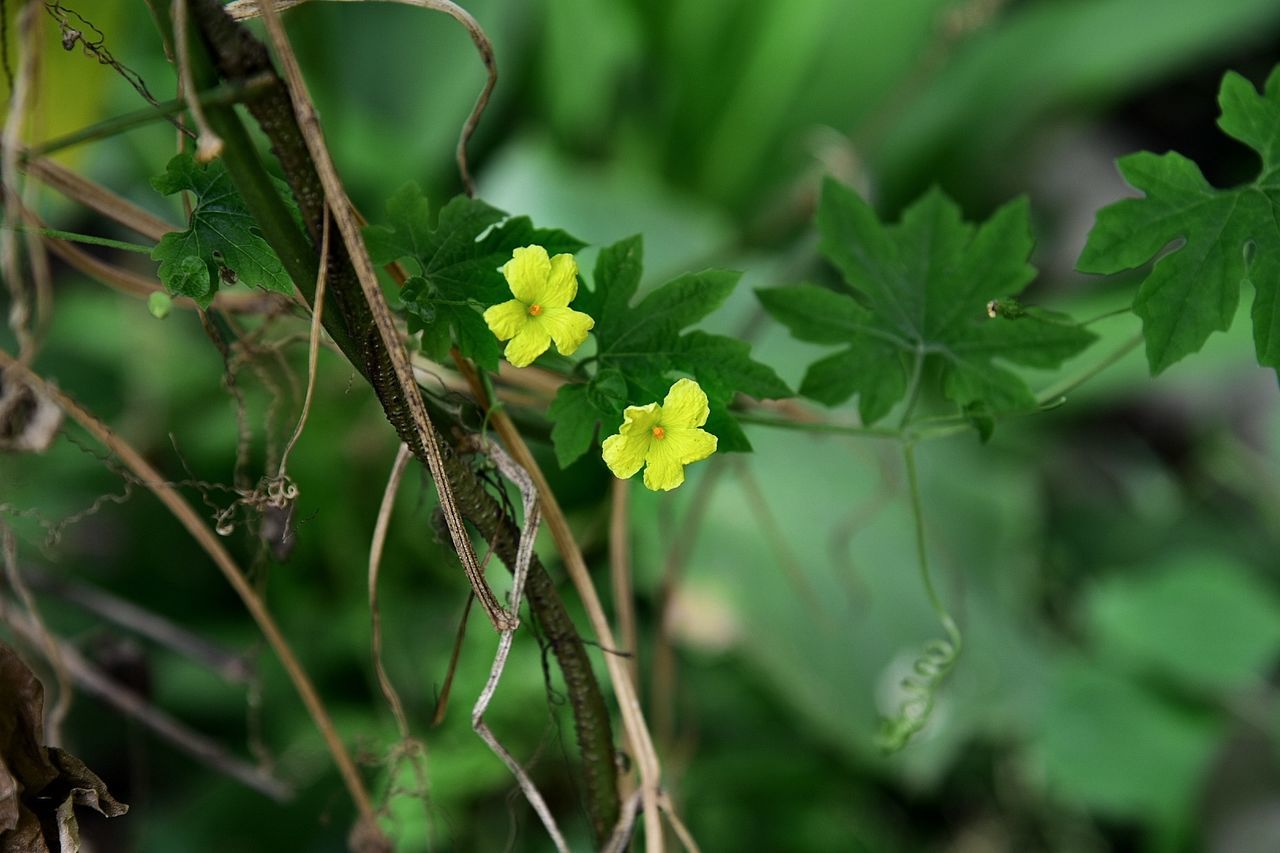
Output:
(877, 615), (962, 751)
(877, 443), (964, 752)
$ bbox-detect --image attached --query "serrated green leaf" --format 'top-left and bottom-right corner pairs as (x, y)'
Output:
(754, 283), (880, 345)
(150, 154), (292, 307)
(365, 183), (585, 305)
(441, 304), (500, 372)
(584, 236), (788, 454)
(797, 340), (906, 422)
(579, 235), (644, 342)
(672, 331), (791, 402)
(547, 384), (600, 468)
(704, 405), (753, 453)
(166, 255), (211, 301)
(608, 269), (737, 356)
(762, 179), (1095, 426)
(399, 277), (499, 370)
(587, 368), (628, 413)
(364, 182), (438, 264)
(419, 317), (453, 363)
(1079, 67), (1280, 374)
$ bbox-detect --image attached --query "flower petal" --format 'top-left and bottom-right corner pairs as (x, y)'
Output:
(660, 378), (710, 429)
(664, 426), (717, 465)
(617, 402), (662, 435)
(503, 322), (551, 367)
(503, 245), (550, 303)
(601, 403), (660, 480)
(602, 434), (647, 480)
(483, 299), (528, 341)
(540, 254), (579, 308)
(539, 306), (595, 356)
(641, 438), (687, 491)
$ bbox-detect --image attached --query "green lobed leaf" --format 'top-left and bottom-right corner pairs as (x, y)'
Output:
(1079, 66), (1280, 374)
(419, 318), (453, 363)
(547, 383), (603, 468)
(400, 296), (499, 370)
(165, 255), (211, 301)
(586, 367), (629, 414)
(364, 182), (439, 265)
(577, 235), (643, 342)
(760, 179), (1095, 427)
(672, 331), (792, 402)
(150, 154), (292, 307)
(579, 236), (790, 459)
(608, 269), (737, 354)
(365, 183), (585, 304)
(370, 184), (585, 368)
(440, 304), (501, 372)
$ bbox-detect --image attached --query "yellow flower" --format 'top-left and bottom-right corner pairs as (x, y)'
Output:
(483, 245), (595, 368)
(602, 378), (718, 491)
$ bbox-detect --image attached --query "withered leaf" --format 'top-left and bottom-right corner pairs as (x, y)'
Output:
(0, 643), (127, 853)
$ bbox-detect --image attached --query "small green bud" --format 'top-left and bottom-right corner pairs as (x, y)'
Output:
(148, 291), (173, 319)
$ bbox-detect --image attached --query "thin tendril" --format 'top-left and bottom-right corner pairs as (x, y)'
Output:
(877, 442), (962, 752)
(42, 1), (170, 120)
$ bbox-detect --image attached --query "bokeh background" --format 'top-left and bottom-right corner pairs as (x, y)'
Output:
(5, 0), (1280, 850)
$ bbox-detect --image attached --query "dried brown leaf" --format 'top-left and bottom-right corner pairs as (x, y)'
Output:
(0, 373), (62, 454)
(45, 750), (127, 819)
(0, 644), (126, 853)
(0, 807), (47, 853)
(0, 644), (57, 804)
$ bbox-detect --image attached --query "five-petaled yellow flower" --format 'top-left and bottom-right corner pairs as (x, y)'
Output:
(602, 378), (718, 491)
(483, 245), (595, 368)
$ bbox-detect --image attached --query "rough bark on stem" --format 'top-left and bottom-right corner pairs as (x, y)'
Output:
(183, 1), (620, 841)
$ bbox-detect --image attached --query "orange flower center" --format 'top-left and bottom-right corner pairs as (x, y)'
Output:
(652, 426), (666, 440)
(527, 303), (543, 316)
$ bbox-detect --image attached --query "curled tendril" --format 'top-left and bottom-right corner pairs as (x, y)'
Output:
(42, 2), (173, 120)
(876, 616), (962, 752)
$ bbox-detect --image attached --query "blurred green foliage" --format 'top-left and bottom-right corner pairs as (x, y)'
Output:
(4, 1), (1280, 851)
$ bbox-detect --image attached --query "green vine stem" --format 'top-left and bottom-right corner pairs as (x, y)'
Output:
(733, 411), (904, 440)
(22, 73), (274, 160)
(18, 227), (152, 254)
(877, 442), (962, 752)
(740, 329), (1147, 446)
(1034, 332), (1144, 406)
(172, 0), (620, 841)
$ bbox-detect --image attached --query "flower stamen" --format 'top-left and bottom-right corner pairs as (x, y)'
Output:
(652, 426), (666, 440)
(528, 303), (543, 316)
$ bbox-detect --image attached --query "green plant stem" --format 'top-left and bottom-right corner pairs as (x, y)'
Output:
(1080, 305), (1134, 327)
(902, 443), (956, 638)
(897, 345), (927, 430)
(874, 441), (962, 751)
(1034, 332), (1144, 405)
(23, 74), (274, 159)
(744, 331), (1146, 445)
(22, 227), (153, 254)
(735, 411), (904, 440)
